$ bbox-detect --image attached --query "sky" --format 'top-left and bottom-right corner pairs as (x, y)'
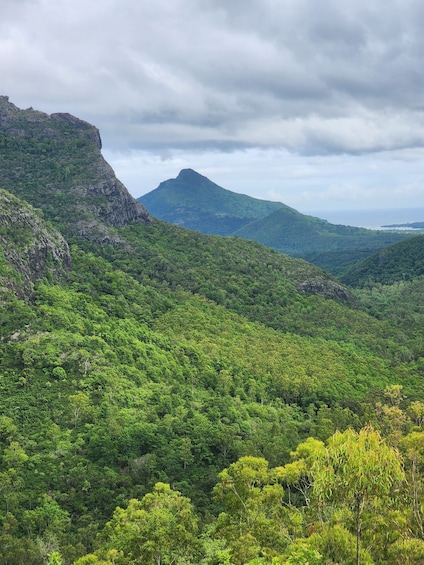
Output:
(2, 0), (424, 216)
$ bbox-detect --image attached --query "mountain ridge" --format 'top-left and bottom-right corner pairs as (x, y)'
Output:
(1, 97), (424, 562)
(341, 233), (424, 287)
(140, 168), (409, 274)
(139, 168), (286, 235)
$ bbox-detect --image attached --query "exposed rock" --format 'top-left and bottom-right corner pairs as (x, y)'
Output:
(0, 189), (71, 299)
(297, 276), (353, 302)
(0, 96), (150, 241)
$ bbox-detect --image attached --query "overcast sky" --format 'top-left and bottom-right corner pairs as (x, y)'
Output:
(2, 0), (424, 216)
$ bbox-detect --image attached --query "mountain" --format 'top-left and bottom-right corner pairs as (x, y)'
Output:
(341, 233), (424, 287)
(1, 98), (424, 562)
(0, 95), (150, 242)
(140, 169), (409, 274)
(0, 95), (352, 309)
(234, 206), (409, 273)
(139, 168), (286, 235)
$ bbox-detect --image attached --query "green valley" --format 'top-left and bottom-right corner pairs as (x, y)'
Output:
(1, 97), (424, 564)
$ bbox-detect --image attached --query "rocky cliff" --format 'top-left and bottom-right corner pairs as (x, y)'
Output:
(0, 189), (71, 299)
(0, 96), (150, 242)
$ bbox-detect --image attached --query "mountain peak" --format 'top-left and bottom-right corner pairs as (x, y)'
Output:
(0, 96), (150, 241)
(139, 169), (285, 235)
(176, 168), (208, 183)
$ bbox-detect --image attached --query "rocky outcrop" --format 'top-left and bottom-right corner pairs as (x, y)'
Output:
(0, 96), (150, 240)
(0, 96), (102, 148)
(81, 154), (149, 228)
(297, 276), (353, 302)
(0, 189), (71, 298)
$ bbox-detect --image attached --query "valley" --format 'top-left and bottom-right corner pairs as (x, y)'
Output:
(0, 97), (423, 564)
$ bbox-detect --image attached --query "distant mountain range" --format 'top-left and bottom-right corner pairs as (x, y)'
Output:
(139, 169), (409, 274)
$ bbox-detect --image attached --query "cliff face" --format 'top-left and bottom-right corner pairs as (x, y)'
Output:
(0, 96), (149, 241)
(0, 189), (71, 299)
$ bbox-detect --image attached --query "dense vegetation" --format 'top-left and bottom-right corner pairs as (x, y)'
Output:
(1, 98), (424, 564)
(341, 234), (424, 287)
(0, 96), (148, 242)
(234, 207), (410, 274)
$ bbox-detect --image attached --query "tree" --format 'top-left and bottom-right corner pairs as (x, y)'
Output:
(277, 436), (325, 507)
(400, 430), (424, 539)
(213, 456), (296, 564)
(68, 392), (92, 428)
(312, 426), (405, 565)
(91, 482), (199, 565)
(47, 552), (63, 565)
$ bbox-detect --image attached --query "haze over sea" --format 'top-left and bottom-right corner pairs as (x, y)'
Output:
(306, 208), (424, 231)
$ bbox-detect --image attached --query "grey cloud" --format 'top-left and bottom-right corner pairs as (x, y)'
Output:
(2, 0), (424, 157)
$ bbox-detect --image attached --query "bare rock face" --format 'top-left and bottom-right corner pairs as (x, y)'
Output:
(0, 96), (150, 240)
(80, 154), (149, 228)
(0, 189), (71, 298)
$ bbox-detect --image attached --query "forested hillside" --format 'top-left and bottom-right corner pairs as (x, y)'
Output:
(1, 98), (424, 564)
(342, 235), (424, 386)
(341, 234), (424, 287)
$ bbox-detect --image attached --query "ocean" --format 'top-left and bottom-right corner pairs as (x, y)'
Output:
(304, 208), (424, 231)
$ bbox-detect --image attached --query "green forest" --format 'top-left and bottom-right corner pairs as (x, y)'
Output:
(1, 97), (424, 564)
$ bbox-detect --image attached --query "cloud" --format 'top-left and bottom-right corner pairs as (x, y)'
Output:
(2, 0), (424, 210)
(103, 145), (424, 214)
(3, 0), (424, 152)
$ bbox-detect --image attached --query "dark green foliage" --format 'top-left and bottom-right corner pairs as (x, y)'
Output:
(234, 207), (409, 272)
(0, 234), (420, 559)
(302, 248), (381, 277)
(0, 189), (71, 298)
(341, 234), (424, 287)
(0, 115), (98, 227)
(0, 97), (148, 243)
(1, 98), (424, 562)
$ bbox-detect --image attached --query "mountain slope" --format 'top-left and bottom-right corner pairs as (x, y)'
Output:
(0, 95), (150, 242)
(0, 188), (71, 299)
(139, 168), (286, 235)
(235, 206), (408, 268)
(138, 167), (409, 274)
(341, 234), (424, 287)
(0, 97), (356, 319)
